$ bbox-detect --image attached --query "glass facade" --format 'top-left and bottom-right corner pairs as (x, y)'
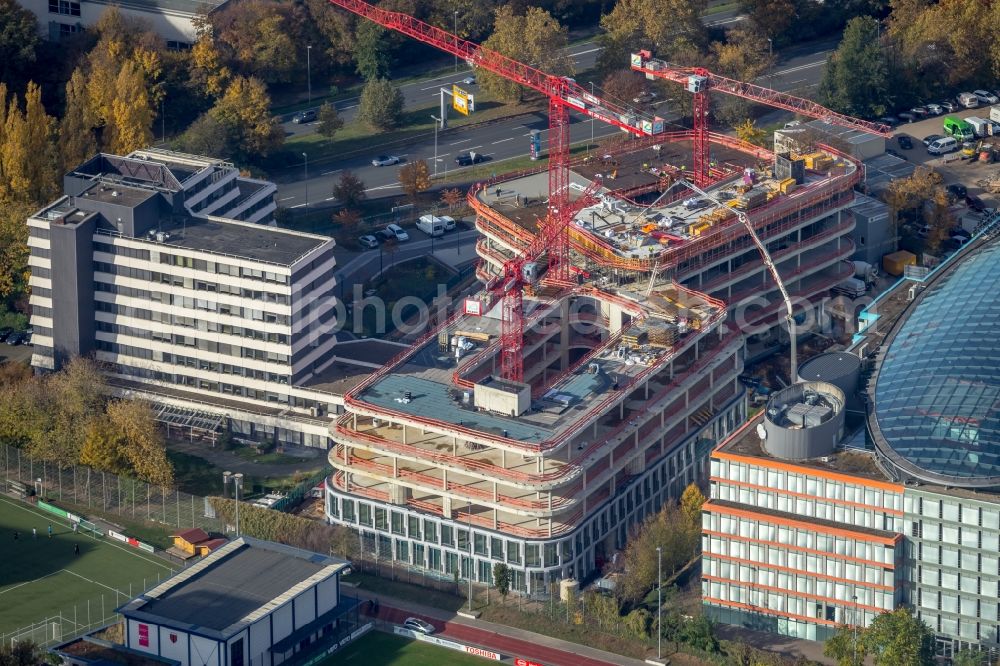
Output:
(873, 241), (1000, 486)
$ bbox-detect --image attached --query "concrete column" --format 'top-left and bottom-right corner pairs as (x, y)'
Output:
(442, 468), (447, 490)
(608, 303), (625, 334)
(493, 482), (498, 502)
(443, 497), (453, 519)
(402, 424), (407, 445)
(393, 457), (398, 478)
(501, 449), (506, 469)
(353, 412), (357, 429)
(493, 509), (498, 530)
(559, 298), (571, 370)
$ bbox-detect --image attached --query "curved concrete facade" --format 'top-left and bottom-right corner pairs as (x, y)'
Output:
(762, 381), (845, 460)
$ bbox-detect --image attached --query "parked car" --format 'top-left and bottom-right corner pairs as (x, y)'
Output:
(633, 91), (657, 104)
(292, 109), (317, 124)
(0, 328), (11, 342)
(461, 75), (476, 85)
(878, 116), (899, 127)
(384, 223), (409, 241)
(927, 136), (958, 155)
(371, 155), (400, 167)
(966, 194), (986, 212)
(973, 90), (999, 105)
(440, 215), (456, 231)
(5, 332), (25, 345)
(925, 103), (944, 115)
(922, 134), (944, 146)
(402, 618), (435, 635)
(358, 235), (379, 249)
(910, 107), (929, 118)
(939, 100), (957, 112)
(946, 183), (968, 201)
(455, 151), (485, 166)
(897, 135), (913, 149)
(958, 92), (980, 108)
(897, 112), (916, 123)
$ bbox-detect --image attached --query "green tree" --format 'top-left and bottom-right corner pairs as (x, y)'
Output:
(355, 21), (392, 80)
(862, 607), (934, 666)
(951, 648), (984, 666)
(317, 101), (344, 140)
(332, 170), (366, 207)
(357, 78), (404, 130)
(824, 623), (866, 666)
(818, 16), (890, 119)
(0, 0), (41, 91)
(617, 502), (699, 606)
(480, 5), (573, 103)
(209, 76), (284, 159)
(178, 112), (236, 158)
(492, 562), (511, 601)
(738, 0), (796, 42)
(681, 613), (719, 653)
(0, 639), (46, 666)
(599, 69), (646, 105)
(398, 159), (430, 200)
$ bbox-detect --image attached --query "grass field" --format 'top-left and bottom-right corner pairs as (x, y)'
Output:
(0, 495), (177, 637)
(321, 633), (491, 666)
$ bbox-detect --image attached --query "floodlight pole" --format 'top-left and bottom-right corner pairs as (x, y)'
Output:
(223, 471), (244, 537)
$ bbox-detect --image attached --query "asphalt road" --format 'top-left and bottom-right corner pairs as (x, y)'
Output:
(336, 230), (478, 290)
(276, 35), (836, 208)
(278, 7), (747, 137)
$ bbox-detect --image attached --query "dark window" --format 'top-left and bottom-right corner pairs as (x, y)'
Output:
(229, 638), (244, 666)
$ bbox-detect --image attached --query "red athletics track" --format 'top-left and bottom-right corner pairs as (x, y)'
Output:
(372, 603), (627, 666)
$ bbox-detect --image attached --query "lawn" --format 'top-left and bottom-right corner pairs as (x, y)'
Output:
(0, 495), (176, 637)
(322, 632), (491, 666)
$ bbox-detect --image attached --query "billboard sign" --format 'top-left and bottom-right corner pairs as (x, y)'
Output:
(453, 85), (472, 115)
(464, 298), (482, 316)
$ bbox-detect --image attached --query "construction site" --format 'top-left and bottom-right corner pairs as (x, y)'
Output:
(323, 0), (890, 595)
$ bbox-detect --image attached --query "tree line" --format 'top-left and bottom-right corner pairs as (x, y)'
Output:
(0, 358), (174, 487)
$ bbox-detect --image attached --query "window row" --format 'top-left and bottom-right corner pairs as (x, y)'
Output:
(93, 262), (291, 304)
(96, 342), (291, 383)
(713, 482), (897, 532)
(94, 284), (291, 324)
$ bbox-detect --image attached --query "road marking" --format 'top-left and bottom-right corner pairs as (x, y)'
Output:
(787, 79), (808, 86)
(570, 47), (602, 58)
(291, 203), (308, 209)
(772, 58), (828, 77)
(468, 145), (483, 150)
(278, 196), (296, 202)
(365, 184), (402, 192)
(342, 104), (358, 111)
(492, 138), (514, 144)
(325, 196), (336, 201)
(322, 169), (341, 176)
(449, 138), (472, 145)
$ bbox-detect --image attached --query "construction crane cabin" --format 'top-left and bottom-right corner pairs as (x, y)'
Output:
(324, 0), (895, 595)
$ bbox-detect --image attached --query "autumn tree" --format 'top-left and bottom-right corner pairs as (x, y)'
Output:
(1, 83), (59, 207)
(106, 400), (174, 487)
(334, 208), (363, 237)
(480, 5), (573, 103)
(209, 76), (284, 160)
(357, 78), (404, 130)
(398, 159), (431, 200)
(881, 166), (944, 228)
(738, 0), (796, 42)
(189, 32), (231, 99)
(332, 171), (366, 207)
(317, 102), (344, 140)
(210, 0), (301, 84)
(600, 69), (646, 104)
(440, 187), (463, 210)
(679, 483), (706, 529)
(0, 0), (42, 92)
(734, 118), (767, 147)
(178, 113), (235, 158)
(597, 0), (707, 74)
(109, 61), (155, 154)
(819, 16), (891, 119)
(60, 69), (99, 170)
(616, 501), (700, 606)
(709, 27), (776, 127)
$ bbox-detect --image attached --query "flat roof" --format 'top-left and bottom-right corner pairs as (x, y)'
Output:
(122, 537), (349, 638)
(153, 215), (329, 266)
(718, 413), (892, 484)
(79, 182), (158, 207)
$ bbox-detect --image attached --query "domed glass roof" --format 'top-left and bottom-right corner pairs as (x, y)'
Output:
(872, 241), (1000, 487)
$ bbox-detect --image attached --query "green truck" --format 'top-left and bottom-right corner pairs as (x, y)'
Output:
(943, 116), (975, 141)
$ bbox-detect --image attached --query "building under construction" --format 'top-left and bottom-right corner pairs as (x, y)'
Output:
(325, 132), (864, 594)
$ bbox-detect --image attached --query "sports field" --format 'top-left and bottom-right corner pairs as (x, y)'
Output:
(0, 494), (176, 638)
(325, 633), (493, 666)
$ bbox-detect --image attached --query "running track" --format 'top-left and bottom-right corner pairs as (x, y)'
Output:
(371, 603), (628, 666)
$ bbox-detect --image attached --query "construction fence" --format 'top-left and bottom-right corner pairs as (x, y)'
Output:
(2, 444), (223, 535)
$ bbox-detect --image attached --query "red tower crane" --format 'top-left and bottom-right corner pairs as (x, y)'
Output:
(629, 50), (893, 186)
(326, 0), (665, 383)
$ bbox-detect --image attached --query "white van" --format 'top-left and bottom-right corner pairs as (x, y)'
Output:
(416, 214), (446, 237)
(966, 117), (993, 137)
(958, 92), (980, 108)
(927, 136), (958, 155)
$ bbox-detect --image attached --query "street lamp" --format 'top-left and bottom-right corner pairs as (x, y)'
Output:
(767, 38), (773, 84)
(302, 152), (309, 206)
(306, 45), (312, 104)
(223, 471), (244, 537)
(431, 115), (442, 177)
(453, 11), (459, 72)
(656, 546), (662, 660)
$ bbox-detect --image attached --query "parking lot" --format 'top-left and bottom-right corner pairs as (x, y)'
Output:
(889, 107), (999, 208)
(0, 342), (32, 365)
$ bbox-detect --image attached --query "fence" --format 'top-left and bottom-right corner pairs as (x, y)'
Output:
(272, 468), (331, 513)
(0, 569), (172, 650)
(2, 444), (223, 535)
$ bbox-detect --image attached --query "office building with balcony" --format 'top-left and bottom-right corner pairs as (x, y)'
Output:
(703, 222), (1000, 660)
(28, 152), (343, 449)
